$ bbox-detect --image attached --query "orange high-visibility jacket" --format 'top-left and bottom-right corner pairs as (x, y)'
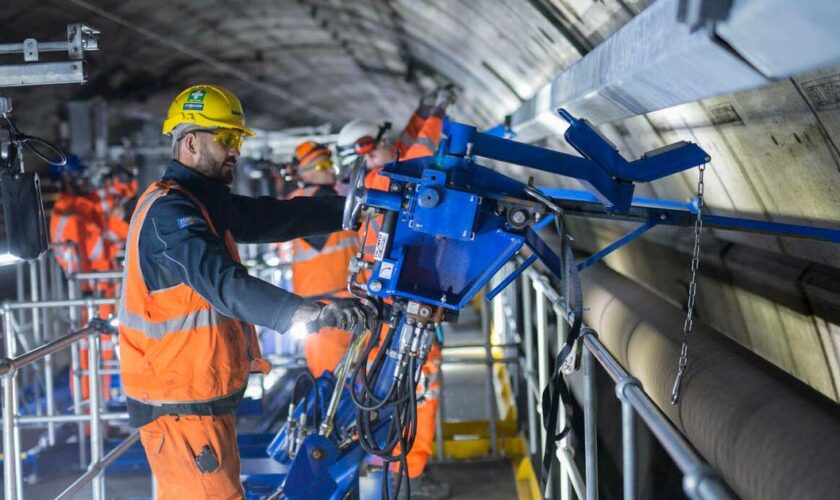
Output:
(287, 186), (359, 376)
(118, 181), (269, 412)
(96, 179), (131, 247)
(288, 186), (359, 299)
(50, 194), (112, 275)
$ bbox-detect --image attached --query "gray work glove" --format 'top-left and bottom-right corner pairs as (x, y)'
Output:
(290, 301), (322, 326)
(419, 87), (438, 110)
(431, 84), (457, 117)
(318, 299), (373, 332)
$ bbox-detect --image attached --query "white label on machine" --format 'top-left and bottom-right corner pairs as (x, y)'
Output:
(374, 232), (390, 261)
(406, 301), (420, 315)
(380, 261), (395, 280)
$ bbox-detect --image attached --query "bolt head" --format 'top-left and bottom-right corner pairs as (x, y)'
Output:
(311, 448), (324, 460)
(511, 209), (528, 224)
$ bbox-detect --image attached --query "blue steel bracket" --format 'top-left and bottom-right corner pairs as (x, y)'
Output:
(556, 108), (711, 183)
(537, 187), (840, 244)
(484, 214), (557, 302)
(575, 221), (658, 271)
(440, 111), (708, 213)
(486, 253), (538, 302)
(282, 434), (338, 500)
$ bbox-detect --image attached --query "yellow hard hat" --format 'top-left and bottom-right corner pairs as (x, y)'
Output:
(162, 84), (256, 137)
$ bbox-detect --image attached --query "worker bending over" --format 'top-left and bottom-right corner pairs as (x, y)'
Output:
(335, 85), (456, 500)
(118, 84), (369, 500)
(285, 141), (360, 377)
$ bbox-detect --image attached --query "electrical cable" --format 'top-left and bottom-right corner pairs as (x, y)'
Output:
(347, 307), (429, 498)
(2, 116), (66, 168)
(292, 371), (320, 429)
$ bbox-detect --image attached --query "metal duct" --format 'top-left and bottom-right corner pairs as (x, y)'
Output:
(510, 0), (840, 142)
(580, 262), (840, 500)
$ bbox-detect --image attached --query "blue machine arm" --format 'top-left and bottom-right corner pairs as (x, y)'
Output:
(248, 108), (840, 500)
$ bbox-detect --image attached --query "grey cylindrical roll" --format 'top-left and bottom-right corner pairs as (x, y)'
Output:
(581, 263), (840, 500)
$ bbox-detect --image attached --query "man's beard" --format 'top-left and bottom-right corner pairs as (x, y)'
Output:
(196, 144), (236, 185)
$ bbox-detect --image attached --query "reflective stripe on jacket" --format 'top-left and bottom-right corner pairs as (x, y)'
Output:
(118, 180), (269, 415)
(50, 194), (112, 275)
(287, 186), (358, 298)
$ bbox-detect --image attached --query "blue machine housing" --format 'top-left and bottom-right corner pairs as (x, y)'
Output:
(367, 156), (529, 310)
(361, 112), (709, 310)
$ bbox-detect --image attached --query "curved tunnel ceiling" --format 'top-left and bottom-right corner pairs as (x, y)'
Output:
(3, 0), (840, 401)
(1, 0), (646, 129)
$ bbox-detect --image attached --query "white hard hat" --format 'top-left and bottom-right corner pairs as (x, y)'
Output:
(336, 118), (391, 167)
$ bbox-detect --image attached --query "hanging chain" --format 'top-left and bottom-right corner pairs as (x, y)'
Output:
(670, 163), (705, 405)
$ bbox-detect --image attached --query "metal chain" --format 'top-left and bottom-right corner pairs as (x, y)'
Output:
(670, 163), (705, 405)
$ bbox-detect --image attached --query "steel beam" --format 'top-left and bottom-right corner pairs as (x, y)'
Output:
(0, 61), (86, 87)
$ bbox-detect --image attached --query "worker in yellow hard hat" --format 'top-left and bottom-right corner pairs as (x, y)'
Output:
(119, 84), (371, 500)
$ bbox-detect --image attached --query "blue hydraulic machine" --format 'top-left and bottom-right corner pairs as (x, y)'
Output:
(242, 109), (840, 499)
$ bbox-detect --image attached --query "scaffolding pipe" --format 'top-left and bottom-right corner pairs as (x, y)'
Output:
(3, 298), (117, 310)
(3, 305), (18, 500)
(582, 341), (599, 500)
(56, 431), (141, 500)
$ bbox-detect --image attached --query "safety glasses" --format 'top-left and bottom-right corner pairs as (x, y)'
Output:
(312, 159), (335, 172)
(300, 158), (335, 173)
(192, 128), (246, 150)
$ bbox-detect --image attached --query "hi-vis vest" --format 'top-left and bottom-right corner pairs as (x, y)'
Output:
(50, 195), (109, 275)
(287, 186), (358, 299)
(118, 180), (269, 407)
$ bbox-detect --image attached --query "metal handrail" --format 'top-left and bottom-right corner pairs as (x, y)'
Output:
(56, 431), (141, 500)
(1, 315), (113, 499)
(3, 298), (117, 310)
(72, 271), (123, 280)
(0, 325), (95, 376)
(518, 269), (734, 500)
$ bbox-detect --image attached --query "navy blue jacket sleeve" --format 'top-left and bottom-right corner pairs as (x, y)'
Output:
(139, 193), (303, 333)
(225, 194), (345, 243)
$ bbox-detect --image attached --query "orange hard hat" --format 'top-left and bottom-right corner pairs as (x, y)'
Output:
(293, 141), (332, 171)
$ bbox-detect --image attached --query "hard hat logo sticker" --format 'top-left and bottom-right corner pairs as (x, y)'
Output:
(183, 103), (204, 111)
(187, 90), (206, 103)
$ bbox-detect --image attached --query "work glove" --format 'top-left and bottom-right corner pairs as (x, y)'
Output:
(290, 301), (322, 329)
(318, 298), (373, 332)
(431, 84), (457, 117)
(419, 87), (438, 110)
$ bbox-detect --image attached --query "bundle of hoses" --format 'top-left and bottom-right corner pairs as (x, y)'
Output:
(350, 308), (429, 500)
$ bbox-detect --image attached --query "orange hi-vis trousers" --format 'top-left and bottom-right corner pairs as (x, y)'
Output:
(140, 414), (244, 500)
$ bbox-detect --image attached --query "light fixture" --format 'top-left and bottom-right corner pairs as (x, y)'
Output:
(290, 322), (309, 339)
(0, 253), (22, 266)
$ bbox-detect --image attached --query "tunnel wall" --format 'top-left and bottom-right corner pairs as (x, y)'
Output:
(580, 261), (840, 500)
